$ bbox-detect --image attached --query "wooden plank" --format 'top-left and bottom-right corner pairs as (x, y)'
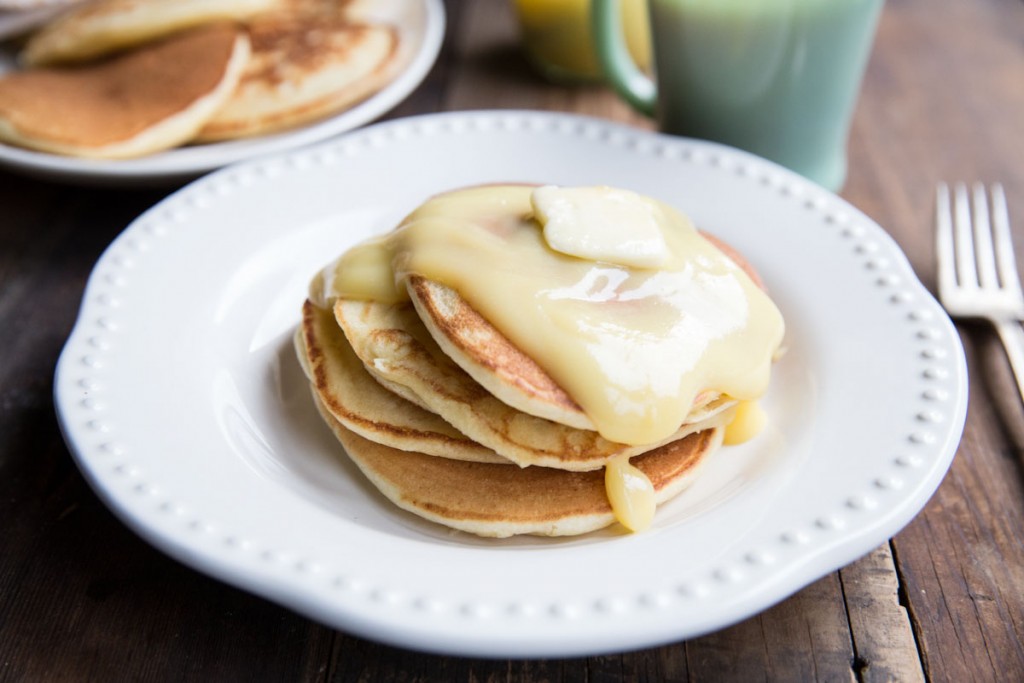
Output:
(893, 337), (1024, 682)
(843, 0), (1024, 680)
(0, 179), (334, 682)
(840, 544), (925, 683)
(328, 633), (526, 682)
(383, 0), (460, 120)
(684, 573), (856, 682)
(0, 430), (336, 682)
(848, 0), (1024, 248)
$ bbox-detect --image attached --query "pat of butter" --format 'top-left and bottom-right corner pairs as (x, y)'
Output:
(531, 185), (670, 268)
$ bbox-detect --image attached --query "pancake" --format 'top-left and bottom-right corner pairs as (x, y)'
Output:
(334, 296), (737, 471)
(20, 0), (281, 66)
(406, 231), (768, 432)
(0, 22), (249, 159)
(408, 274), (592, 430)
(314, 394), (724, 538)
(268, 0), (354, 16)
(194, 14), (398, 141)
(298, 299), (506, 464)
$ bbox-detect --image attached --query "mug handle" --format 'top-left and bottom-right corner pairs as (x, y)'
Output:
(592, 0), (657, 116)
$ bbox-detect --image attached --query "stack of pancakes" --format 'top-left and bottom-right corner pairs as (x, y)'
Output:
(294, 188), (777, 538)
(0, 0), (399, 158)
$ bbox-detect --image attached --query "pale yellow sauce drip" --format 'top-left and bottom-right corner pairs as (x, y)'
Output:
(318, 184), (784, 446)
(605, 454), (656, 532)
(723, 399), (767, 445)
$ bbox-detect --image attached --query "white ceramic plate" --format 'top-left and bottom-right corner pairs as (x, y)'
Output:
(0, 0), (444, 184)
(55, 110), (967, 658)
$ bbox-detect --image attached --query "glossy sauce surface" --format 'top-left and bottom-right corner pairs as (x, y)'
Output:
(315, 184), (784, 447)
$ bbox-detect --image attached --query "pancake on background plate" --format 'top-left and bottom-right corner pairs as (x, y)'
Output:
(297, 184), (786, 537)
(4, 0), (405, 157)
(20, 0), (281, 65)
(0, 22), (249, 158)
(195, 11), (398, 141)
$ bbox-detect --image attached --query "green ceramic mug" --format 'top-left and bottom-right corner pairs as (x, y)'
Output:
(593, 0), (884, 191)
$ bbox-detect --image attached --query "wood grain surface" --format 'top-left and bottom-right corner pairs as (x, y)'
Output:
(1, 0), (1023, 680)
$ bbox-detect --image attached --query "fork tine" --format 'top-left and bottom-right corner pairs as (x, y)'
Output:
(936, 182), (957, 295)
(952, 182), (978, 288)
(971, 182), (999, 288)
(989, 183), (1023, 294)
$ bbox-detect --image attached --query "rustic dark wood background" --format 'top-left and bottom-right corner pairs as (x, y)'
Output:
(2, 0), (1023, 680)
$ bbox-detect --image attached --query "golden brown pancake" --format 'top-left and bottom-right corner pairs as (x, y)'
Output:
(333, 296), (737, 471)
(314, 394), (723, 538)
(195, 14), (398, 141)
(298, 299), (506, 464)
(408, 274), (592, 430)
(0, 22), (250, 159)
(267, 0), (354, 16)
(20, 0), (281, 66)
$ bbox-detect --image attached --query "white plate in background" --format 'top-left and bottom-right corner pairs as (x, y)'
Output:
(0, 0), (444, 184)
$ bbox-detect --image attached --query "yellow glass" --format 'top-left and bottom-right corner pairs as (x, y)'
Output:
(514, 0), (650, 82)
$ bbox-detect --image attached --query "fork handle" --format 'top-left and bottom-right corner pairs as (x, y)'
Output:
(994, 319), (1024, 405)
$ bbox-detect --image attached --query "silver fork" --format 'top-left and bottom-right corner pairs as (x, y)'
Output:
(936, 182), (1024, 402)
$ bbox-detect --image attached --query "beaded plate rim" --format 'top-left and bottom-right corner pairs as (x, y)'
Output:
(54, 110), (968, 657)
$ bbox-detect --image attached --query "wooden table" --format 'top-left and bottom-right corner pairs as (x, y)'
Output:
(2, 0), (1023, 679)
